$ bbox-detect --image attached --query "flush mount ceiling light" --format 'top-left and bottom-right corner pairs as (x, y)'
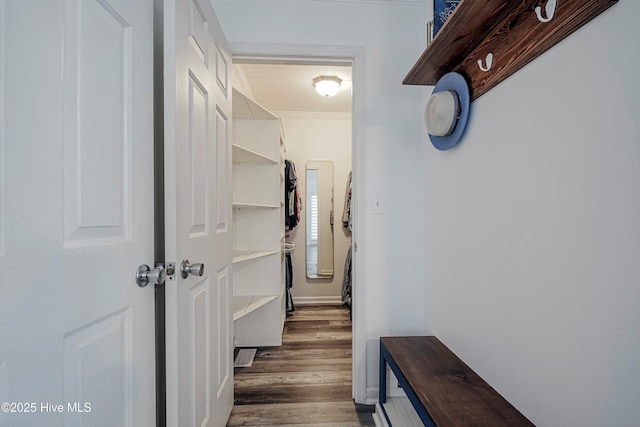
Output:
(313, 76), (342, 97)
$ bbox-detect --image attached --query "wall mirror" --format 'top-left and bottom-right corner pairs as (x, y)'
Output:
(306, 160), (334, 279)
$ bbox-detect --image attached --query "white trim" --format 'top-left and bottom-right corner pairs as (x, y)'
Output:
(292, 296), (344, 305)
(351, 45), (368, 406)
(367, 387), (381, 405)
(230, 42), (360, 64)
(0, 0), (5, 256)
(367, 376), (406, 403)
(373, 403), (390, 427)
(275, 111), (352, 121)
(230, 42), (368, 405)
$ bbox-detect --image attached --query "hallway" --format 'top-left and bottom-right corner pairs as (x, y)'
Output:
(228, 304), (374, 426)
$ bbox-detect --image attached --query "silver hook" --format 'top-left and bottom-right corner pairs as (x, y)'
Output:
(478, 53), (493, 72)
(535, 0), (557, 23)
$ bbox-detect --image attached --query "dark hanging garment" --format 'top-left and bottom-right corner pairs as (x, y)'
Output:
(284, 160), (299, 230)
(341, 174), (353, 317)
(284, 160), (291, 228)
(285, 252), (295, 315)
(342, 245), (352, 308)
(342, 171), (352, 231)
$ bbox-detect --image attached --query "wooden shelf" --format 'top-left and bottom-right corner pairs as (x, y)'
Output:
(404, 0), (618, 101)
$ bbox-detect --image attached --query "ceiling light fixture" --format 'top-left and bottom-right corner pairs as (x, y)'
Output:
(313, 76), (342, 97)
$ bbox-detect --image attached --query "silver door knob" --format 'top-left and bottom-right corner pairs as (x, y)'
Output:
(181, 259), (204, 279)
(136, 264), (166, 287)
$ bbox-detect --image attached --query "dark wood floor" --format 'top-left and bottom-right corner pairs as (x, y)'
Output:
(228, 304), (375, 426)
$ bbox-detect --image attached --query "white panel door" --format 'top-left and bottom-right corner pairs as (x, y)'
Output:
(0, 0), (155, 426)
(164, 0), (234, 425)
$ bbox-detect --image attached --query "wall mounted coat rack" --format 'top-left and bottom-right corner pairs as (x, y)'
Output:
(404, 0), (618, 101)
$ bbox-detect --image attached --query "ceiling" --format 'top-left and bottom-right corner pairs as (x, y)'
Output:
(237, 63), (353, 114)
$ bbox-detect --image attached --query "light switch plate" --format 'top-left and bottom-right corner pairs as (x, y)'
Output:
(371, 197), (384, 215)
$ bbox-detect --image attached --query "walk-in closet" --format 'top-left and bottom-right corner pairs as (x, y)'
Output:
(230, 62), (353, 346)
(229, 62), (355, 420)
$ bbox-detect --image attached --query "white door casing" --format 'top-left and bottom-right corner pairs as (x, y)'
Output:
(0, 0), (155, 426)
(163, 0), (234, 425)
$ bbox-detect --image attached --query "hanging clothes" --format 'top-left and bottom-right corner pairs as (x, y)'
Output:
(341, 173), (353, 317)
(342, 171), (352, 231)
(285, 251), (295, 315)
(342, 245), (352, 311)
(284, 160), (301, 231)
(283, 161), (298, 314)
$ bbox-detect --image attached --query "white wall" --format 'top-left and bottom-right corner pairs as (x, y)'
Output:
(277, 112), (352, 303)
(212, 0), (427, 401)
(423, 2), (640, 426)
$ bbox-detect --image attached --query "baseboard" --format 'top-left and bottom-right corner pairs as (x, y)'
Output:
(366, 387), (380, 405)
(292, 296), (343, 305)
(373, 403), (389, 427)
(367, 378), (405, 405)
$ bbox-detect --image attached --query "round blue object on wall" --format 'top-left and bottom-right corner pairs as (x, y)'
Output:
(427, 72), (470, 151)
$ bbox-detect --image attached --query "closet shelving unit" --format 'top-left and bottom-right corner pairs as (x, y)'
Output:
(231, 88), (287, 347)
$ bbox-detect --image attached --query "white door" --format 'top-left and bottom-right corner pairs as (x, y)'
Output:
(163, 0), (234, 425)
(0, 0), (155, 426)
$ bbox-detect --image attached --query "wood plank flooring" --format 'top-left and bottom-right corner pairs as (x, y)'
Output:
(228, 304), (375, 426)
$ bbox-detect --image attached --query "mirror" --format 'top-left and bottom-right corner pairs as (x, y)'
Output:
(306, 161), (334, 279)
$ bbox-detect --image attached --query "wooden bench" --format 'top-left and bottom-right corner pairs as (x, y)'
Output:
(379, 336), (534, 426)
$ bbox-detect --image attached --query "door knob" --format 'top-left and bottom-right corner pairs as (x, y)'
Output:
(136, 264), (166, 287)
(181, 259), (205, 279)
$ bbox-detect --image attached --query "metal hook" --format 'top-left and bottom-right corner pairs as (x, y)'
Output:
(535, 0), (557, 23)
(478, 53), (493, 72)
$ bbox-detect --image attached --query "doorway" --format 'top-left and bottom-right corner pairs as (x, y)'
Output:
(232, 53), (366, 402)
(235, 61), (352, 305)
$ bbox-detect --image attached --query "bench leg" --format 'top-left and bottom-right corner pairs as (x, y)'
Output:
(379, 340), (436, 427)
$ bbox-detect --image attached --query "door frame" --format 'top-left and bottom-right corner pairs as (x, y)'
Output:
(230, 42), (368, 405)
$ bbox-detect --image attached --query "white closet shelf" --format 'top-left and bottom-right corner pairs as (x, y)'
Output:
(232, 294), (279, 321)
(231, 87), (286, 347)
(232, 250), (279, 264)
(233, 88), (279, 120)
(232, 202), (279, 209)
(232, 144), (278, 164)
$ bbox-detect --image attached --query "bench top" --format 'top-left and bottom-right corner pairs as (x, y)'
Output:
(380, 336), (534, 427)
